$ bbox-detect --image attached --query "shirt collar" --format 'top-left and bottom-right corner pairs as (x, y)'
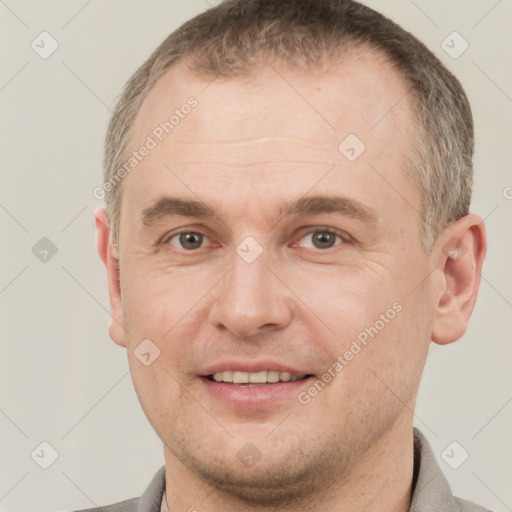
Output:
(410, 427), (459, 511)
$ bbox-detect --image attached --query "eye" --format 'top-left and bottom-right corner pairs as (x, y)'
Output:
(297, 230), (344, 249)
(167, 231), (209, 250)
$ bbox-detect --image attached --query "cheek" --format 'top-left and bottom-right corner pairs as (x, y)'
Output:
(294, 262), (429, 387)
(119, 258), (215, 334)
(291, 262), (400, 337)
(126, 353), (189, 443)
(119, 262), (223, 392)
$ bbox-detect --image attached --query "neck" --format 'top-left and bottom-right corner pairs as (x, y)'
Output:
(163, 418), (415, 512)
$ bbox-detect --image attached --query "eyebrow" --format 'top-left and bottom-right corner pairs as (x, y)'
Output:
(140, 195), (378, 227)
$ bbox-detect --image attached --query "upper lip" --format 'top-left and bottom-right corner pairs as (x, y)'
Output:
(200, 360), (312, 376)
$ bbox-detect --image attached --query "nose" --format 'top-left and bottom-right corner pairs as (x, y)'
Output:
(208, 248), (294, 338)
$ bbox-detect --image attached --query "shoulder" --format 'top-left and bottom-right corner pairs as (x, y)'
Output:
(70, 466), (166, 512)
(72, 497), (138, 512)
(454, 496), (494, 512)
(412, 429), (498, 512)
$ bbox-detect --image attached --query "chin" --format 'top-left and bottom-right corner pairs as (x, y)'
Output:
(190, 454), (326, 506)
(168, 432), (353, 508)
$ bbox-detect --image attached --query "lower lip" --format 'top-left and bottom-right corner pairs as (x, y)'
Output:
(200, 376), (314, 408)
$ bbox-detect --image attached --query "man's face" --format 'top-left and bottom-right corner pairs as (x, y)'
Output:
(112, 54), (436, 500)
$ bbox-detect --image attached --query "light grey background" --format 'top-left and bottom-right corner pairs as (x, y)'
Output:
(0, 1), (511, 511)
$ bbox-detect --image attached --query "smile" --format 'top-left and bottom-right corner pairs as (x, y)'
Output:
(207, 370), (311, 385)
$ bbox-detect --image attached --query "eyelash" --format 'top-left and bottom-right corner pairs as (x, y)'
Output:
(162, 227), (352, 251)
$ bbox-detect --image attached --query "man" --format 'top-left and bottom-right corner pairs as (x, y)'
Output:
(84, 0), (489, 510)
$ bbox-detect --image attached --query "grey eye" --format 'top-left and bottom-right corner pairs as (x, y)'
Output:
(301, 231), (341, 249)
(169, 232), (206, 250)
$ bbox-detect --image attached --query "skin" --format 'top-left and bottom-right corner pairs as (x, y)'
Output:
(95, 52), (486, 512)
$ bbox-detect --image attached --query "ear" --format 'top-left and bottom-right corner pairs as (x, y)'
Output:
(94, 207), (127, 348)
(431, 214), (487, 345)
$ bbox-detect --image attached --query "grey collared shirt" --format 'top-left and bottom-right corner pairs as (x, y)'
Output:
(409, 428), (492, 512)
(75, 428), (494, 512)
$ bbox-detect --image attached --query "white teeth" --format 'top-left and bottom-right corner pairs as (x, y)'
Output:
(267, 370), (280, 383)
(233, 371), (249, 384)
(249, 371), (267, 383)
(213, 370), (233, 382)
(210, 370), (306, 384)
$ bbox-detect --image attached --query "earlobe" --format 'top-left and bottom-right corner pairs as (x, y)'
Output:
(431, 214), (486, 345)
(94, 207), (127, 348)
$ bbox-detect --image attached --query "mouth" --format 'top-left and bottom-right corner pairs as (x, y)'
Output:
(198, 362), (316, 408)
(204, 370), (315, 387)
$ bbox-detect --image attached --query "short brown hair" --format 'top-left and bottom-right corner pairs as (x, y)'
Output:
(103, 0), (474, 251)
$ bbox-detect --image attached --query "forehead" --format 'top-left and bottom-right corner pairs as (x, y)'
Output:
(132, 51), (413, 146)
(121, 51), (418, 229)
